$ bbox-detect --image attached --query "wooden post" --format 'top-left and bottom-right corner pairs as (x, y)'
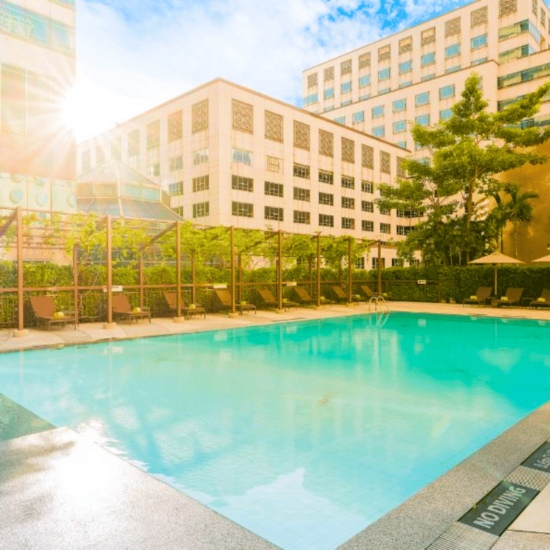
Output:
(277, 230), (283, 311)
(316, 234), (321, 309)
(377, 239), (382, 297)
(192, 250), (197, 305)
(73, 245), (79, 326)
(139, 254), (144, 310)
(230, 226), (237, 315)
(238, 253), (243, 303)
(16, 207), (25, 333)
(348, 237), (353, 304)
(308, 255), (313, 296)
(176, 221), (182, 319)
(105, 215), (114, 327)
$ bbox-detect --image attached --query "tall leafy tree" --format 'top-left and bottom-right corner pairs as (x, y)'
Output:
(378, 74), (550, 264)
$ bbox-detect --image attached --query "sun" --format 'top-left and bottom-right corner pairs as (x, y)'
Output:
(61, 84), (101, 142)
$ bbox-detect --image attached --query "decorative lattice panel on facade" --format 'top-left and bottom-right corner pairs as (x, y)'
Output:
(307, 73), (318, 88)
(192, 99), (209, 133)
(499, 0), (517, 17)
(359, 53), (371, 69)
(378, 45), (391, 62)
(147, 121), (160, 149)
(471, 6), (488, 27)
(324, 66), (334, 81)
(168, 111), (183, 142)
(533, 0), (538, 15)
(293, 121), (310, 150)
(341, 59), (352, 75)
(96, 146), (105, 165)
(362, 145), (374, 169)
(421, 27), (436, 45)
(319, 130), (334, 157)
(232, 99), (254, 134)
(265, 111), (284, 142)
(341, 138), (355, 164)
(445, 17), (461, 37)
(381, 152), (391, 174)
(399, 37), (413, 54)
(397, 157), (406, 178)
(128, 130), (140, 156)
(111, 137), (122, 160)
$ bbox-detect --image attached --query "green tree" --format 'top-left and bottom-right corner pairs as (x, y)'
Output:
(378, 74), (550, 264)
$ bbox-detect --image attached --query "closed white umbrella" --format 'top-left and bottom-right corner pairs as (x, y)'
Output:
(469, 252), (524, 295)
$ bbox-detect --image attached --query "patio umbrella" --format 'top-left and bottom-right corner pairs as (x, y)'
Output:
(469, 252), (524, 296)
(532, 254), (550, 264)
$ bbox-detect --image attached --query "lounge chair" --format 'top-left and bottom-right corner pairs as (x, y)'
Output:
(360, 285), (378, 299)
(530, 289), (550, 309)
(112, 294), (151, 323)
(463, 287), (492, 307)
(163, 292), (206, 319)
(212, 289), (256, 315)
(257, 289), (298, 310)
(492, 288), (524, 308)
(331, 286), (362, 303)
(294, 286), (333, 306)
(29, 295), (76, 330)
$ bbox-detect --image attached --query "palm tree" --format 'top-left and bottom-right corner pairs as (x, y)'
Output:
(502, 184), (539, 259)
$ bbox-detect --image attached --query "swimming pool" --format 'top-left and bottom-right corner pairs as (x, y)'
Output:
(1, 312), (550, 550)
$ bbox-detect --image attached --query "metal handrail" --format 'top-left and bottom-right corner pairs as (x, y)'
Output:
(368, 295), (389, 314)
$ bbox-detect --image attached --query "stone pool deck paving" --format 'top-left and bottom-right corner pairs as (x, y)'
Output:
(1, 302), (550, 549)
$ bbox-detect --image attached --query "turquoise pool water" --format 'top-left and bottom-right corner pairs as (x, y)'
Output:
(1, 313), (550, 549)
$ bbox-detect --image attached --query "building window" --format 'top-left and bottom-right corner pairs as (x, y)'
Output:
(293, 164), (310, 179)
(378, 68), (391, 81)
(265, 111), (284, 142)
(445, 65), (461, 74)
(319, 170), (334, 184)
(372, 126), (385, 138)
(392, 259), (404, 267)
(421, 27), (436, 45)
(169, 156), (183, 172)
(265, 181), (284, 197)
(303, 93), (319, 107)
(393, 99), (407, 112)
(416, 114), (430, 127)
(232, 202), (254, 217)
(399, 36), (413, 54)
(232, 175), (254, 192)
(319, 214), (334, 227)
(319, 192), (334, 206)
(362, 181), (373, 193)
(232, 148), (253, 165)
(342, 197), (355, 209)
(399, 60), (412, 75)
(421, 74), (436, 82)
(396, 141), (407, 149)
(499, 19), (541, 43)
(380, 223), (391, 234)
(342, 176), (355, 189)
(415, 92), (430, 106)
(359, 52), (371, 68)
(399, 81), (413, 89)
(359, 75), (371, 88)
(341, 81), (352, 94)
(500, 44), (534, 64)
(440, 85), (456, 100)
(373, 257), (386, 269)
(169, 181), (184, 196)
(356, 257), (366, 270)
(193, 202), (210, 218)
(440, 109), (454, 121)
(352, 111), (365, 124)
(393, 120), (407, 134)
(362, 201), (374, 212)
(294, 211), (310, 224)
(147, 163), (160, 178)
(362, 220), (374, 232)
(342, 217), (355, 230)
(294, 187), (311, 201)
(378, 45), (391, 62)
(192, 149), (209, 165)
(471, 34), (488, 50)
(334, 116), (346, 125)
(267, 156), (283, 173)
(445, 44), (461, 59)
(372, 105), (385, 118)
(173, 206), (184, 217)
(498, 62), (550, 89)
(265, 206), (284, 221)
(421, 52), (436, 67)
(397, 225), (414, 235)
(324, 88), (335, 100)
(193, 175), (210, 192)
(397, 209), (420, 218)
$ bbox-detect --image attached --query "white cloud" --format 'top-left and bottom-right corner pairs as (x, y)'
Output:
(73, 0), (468, 141)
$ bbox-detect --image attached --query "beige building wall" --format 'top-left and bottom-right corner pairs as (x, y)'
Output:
(78, 80), (420, 267)
(0, 0), (77, 214)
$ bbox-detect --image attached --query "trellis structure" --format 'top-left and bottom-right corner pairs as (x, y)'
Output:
(0, 207), (383, 333)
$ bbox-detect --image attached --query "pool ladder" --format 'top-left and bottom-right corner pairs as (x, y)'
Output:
(368, 296), (389, 314)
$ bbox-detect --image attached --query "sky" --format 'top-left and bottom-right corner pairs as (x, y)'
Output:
(72, 0), (473, 141)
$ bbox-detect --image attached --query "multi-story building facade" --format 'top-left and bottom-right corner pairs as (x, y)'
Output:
(0, 0), (77, 214)
(302, 0), (550, 260)
(78, 79), (417, 267)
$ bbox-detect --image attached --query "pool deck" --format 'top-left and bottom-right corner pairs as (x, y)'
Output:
(1, 302), (550, 550)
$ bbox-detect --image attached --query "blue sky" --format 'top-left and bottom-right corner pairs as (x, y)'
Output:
(74, 0), (473, 140)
